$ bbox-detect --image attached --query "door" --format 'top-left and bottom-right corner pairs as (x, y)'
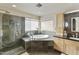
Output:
(2, 14), (12, 46)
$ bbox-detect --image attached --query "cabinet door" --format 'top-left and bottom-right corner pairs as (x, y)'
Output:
(75, 42), (79, 55)
(53, 38), (64, 52)
(64, 40), (77, 55)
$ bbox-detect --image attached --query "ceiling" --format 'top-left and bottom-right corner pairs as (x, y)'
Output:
(0, 3), (79, 16)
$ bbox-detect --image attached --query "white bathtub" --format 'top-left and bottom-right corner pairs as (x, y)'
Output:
(30, 34), (49, 39)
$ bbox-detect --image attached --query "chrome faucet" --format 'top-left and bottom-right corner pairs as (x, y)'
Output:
(76, 33), (78, 38)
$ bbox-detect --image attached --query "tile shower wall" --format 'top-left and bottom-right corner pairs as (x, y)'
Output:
(2, 14), (13, 47)
(21, 17), (25, 36)
(0, 13), (2, 49)
(0, 13), (25, 49)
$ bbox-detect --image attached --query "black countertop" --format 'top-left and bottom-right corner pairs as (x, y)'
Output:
(54, 36), (79, 42)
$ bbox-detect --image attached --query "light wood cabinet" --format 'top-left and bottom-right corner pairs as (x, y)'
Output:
(64, 39), (79, 55)
(54, 38), (79, 55)
(53, 38), (64, 52)
(75, 41), (79, 55)
(64, 40), (77, 55)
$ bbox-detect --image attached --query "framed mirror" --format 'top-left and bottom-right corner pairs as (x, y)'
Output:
(71, 17), (79, 32)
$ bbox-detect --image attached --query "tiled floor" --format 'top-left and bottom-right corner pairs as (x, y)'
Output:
(0, 46), (25, 55)
(21, 47), (61, 55)
(0, 46), (61, 55)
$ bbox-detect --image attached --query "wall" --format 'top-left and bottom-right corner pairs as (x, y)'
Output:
(64, 12), (79, 37)
(64, 12), (79, 32)
(41, 14), (56, 32)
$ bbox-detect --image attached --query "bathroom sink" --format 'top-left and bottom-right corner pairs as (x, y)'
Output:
(70, 37), (79, 40)
(30, 34), (49, 39)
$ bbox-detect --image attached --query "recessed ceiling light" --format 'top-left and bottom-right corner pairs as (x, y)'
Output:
(12, 5), (16, 7)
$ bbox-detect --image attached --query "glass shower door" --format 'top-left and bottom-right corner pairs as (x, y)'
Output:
(2, 14), (16, 47)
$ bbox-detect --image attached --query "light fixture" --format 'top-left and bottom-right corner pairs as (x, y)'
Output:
(65, 22), (68, 27)
(12, 5), (16, 7)
(36, 3), (42, 8)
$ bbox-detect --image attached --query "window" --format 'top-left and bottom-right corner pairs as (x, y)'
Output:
(25, 18), (38, 32)
(41, 20), (54, 31)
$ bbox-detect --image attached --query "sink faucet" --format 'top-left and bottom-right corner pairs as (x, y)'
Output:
(76, 33), (78, 38)
(72, 34), (75, 38)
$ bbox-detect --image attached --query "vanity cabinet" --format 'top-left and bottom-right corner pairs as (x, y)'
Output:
(64, 39), (77, 55)
(75, 41), (79, 55)
(53, 38), (64, 52)
(54, 37), (79, 55)
(64, 39), (79, 55)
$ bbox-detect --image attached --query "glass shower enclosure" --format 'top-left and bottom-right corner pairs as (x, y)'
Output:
(2, 14), (25, 48)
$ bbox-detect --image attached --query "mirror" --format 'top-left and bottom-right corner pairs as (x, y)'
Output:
(71, 17), (79, 32)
